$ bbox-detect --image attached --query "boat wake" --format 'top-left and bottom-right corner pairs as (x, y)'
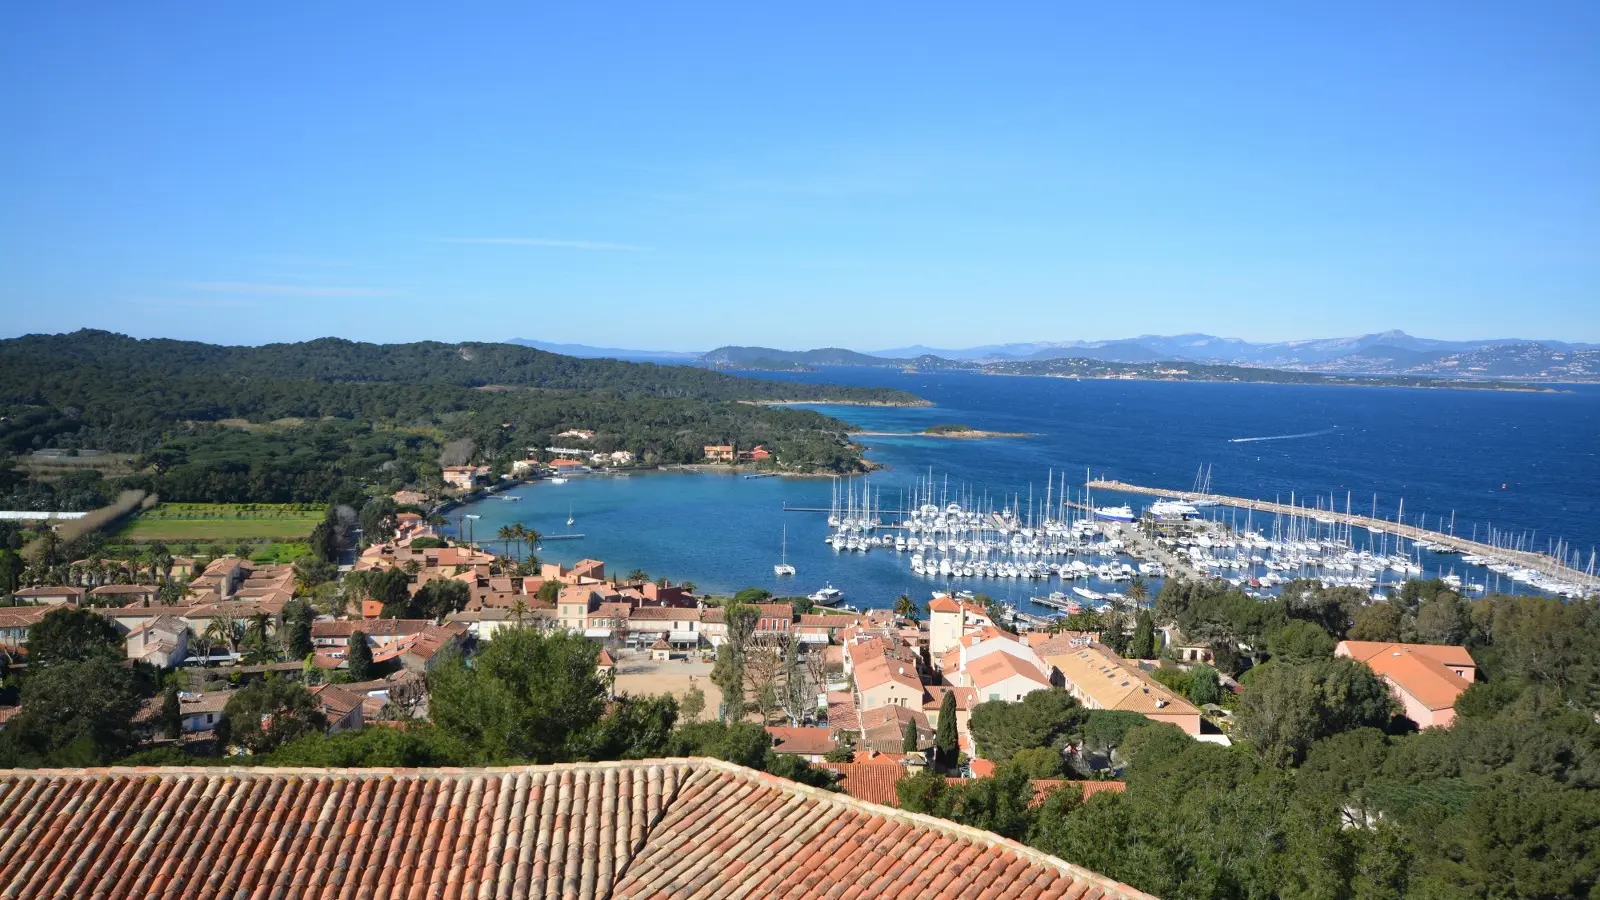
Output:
(1228, 426), (1338, 444)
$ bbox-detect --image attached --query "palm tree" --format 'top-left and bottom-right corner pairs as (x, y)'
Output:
(680, 581), (697, 595)
(510, 597), (528, 629)
(894, 594), (917, 620)
(1127, 577), (1149, 609)
(497, 525), (516, 559)
(626, 569), (649, 584)
(523, 527), (541, 557)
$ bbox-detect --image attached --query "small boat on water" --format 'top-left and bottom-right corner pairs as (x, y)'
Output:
(549, 477), (568, 484)
(774, 525), (796, 577)
(808, 584), (844, 606)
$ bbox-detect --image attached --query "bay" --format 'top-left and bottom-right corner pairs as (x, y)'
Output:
(451, 370), (1600, 609)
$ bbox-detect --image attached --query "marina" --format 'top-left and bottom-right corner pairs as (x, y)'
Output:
(447, 374), (1600, 611)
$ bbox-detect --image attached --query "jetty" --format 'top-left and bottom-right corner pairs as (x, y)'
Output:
(1089, 479), (1599, 592)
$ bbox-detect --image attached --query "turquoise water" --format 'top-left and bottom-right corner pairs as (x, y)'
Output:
(450, 371), (1600, 608)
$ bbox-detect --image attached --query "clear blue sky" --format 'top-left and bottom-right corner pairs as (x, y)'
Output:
(2, 2), (1596, 350)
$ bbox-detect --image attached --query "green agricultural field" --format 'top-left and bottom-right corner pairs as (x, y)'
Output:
(117, 503), (325, 541)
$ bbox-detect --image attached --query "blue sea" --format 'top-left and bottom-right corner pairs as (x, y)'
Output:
(450, 371), (1600, 609)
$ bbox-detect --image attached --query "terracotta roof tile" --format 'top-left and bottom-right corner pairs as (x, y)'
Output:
(0, 760), (1154, 900)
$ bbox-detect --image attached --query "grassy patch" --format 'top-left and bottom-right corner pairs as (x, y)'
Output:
(250, 541), (312, 564)
(117, 502), (324, 541)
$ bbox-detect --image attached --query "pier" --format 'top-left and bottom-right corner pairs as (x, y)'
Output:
(1089, 479), (1599, 591)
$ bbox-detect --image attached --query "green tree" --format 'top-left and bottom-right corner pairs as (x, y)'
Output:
(968, 690), (1083, 764)
(366, 568), (413, 617)
(894, 594), (918, 619)
(1010, 745), (1064, 778)
(218, 679), (328, 754)
(536, 579), (561, 604)
(934, 690), (958, 768)
(669, 721), (772, 769)
(413, 579), (470, 620)
(26, 606), (121, 666)
(427, 628), (609, 763)
(346, 631), (375, 680)
(1127, 610), (1156, 659)
(283, 600), (315, 658)
(1268, 619), (1335, 664)
(710, 603), (760, 722)
(782, 639), (809, 726)
(732, 587), (772, 605)
(902, 720), (919, 752)
(0, 548), (21, 594)
(680, 685), (706, 724)
(1234, 658), (1397, 766)
(1188, 663), (1223, 706)
(1414, 594), (1466, 645)
(579, 694), (679, 761)
(0, 656), (142, 766)
(1349, 602), (1404, 642)
(160, 679), (183, 739)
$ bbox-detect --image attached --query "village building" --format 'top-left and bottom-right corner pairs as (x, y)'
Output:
(441, 465), (491, 490)
(124, 615), (190, 667)
(9, 586), (84, 607)
(309, 683), (366, 733)
(1044, 642), (1203, 735)
(89, 583), (161, 606)
(1335, 640), (1477, 729)
(0, 607), (52, 650)
(927, 594), (996, 660)
(701, 444), (735, 463)
(765, 726), (837, 762)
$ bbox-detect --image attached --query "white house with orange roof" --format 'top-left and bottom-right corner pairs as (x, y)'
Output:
(927, 593), (996, 660)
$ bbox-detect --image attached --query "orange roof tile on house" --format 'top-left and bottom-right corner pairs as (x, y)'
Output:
(923, 684), (979, 711)
(1336, 640), (1476, 671)
(826, 691), (860, 733)
(1349, 645), (1473, 711)
(965, 651), (1053, 691)
(596, 649), (615, 667)
(765, 726), (837, 756)
(853, 655), (923, 693)
(0, 761), (1154, 900)
(1046, 644), (1201, 717)
(817, 761), (908, 807)
(309, 683), (365, 721)
(1030, 779), (1128, 805)
(969, 758), (997, 778)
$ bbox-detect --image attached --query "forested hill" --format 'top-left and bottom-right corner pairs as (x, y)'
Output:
(0, 330), (922, 404)
(0, 331), (921, 507)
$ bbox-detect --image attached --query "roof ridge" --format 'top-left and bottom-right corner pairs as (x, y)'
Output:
(687, 757), (1155, 900)
(0, 758), (1157, 900)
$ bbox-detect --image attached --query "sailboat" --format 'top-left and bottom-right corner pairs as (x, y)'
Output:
(774, 524), (796, 576)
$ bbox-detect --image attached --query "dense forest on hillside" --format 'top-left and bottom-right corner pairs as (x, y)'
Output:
(0, 331), (922, 506)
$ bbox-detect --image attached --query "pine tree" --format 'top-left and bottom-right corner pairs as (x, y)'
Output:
(161, 680), (183, 739)
(935, 690), (958, 768)
(903, 720), (920, 753)
(1129, 610), (1156, 660)
(347, 630), (375, 680)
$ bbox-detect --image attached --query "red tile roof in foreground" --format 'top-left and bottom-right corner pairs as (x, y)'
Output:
(0, 759), (1153, 900)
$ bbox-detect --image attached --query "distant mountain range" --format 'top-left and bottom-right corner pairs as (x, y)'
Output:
(506, 331), (1600, 381)
(505, 337), (700, 363)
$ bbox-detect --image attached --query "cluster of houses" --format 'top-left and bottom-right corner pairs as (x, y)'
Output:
(701, 444), (771, 464)
(0, 500), (1483, 788)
